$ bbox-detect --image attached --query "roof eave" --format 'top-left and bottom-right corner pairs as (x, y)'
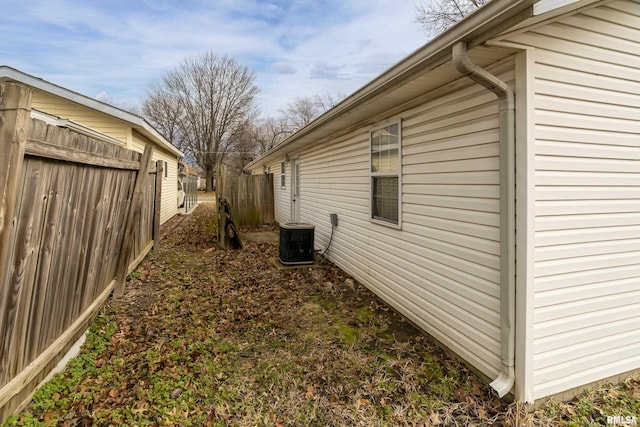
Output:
(0, 65), (184, 158)
(246, 0), (538, 171)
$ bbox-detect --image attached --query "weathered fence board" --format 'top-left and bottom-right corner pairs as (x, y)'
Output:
(114, 144), (153, 296)
(0, 83), (34, 391)
(24, 139), (140, 170)
(153, 161), (163, 251)
(217, 168), (275, 227)
(0, 84), (32, 384)
(0, 83), (161, 422)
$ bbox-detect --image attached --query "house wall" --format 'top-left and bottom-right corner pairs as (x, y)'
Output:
(263, 161), (292, 225)
(132, 131), (179, 224)
(268, 60), (515, 382)
(505, 0), (640, 400)
(31, 91), (131, 144)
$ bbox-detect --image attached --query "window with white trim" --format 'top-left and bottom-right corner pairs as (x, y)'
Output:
(370, 122), (401, 226)
(280, 161), (286, 189)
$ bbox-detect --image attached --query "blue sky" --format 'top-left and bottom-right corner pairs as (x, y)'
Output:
(1, 0), (428, 117)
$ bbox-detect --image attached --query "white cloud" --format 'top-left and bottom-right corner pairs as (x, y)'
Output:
(270, 63), (297, 75)
(0, 0), (429, 118)
(256, 1), (428, 115)
(309, 63), (350, 81)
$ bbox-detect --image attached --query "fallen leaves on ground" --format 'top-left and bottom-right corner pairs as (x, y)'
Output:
(5, 204), (639, 427)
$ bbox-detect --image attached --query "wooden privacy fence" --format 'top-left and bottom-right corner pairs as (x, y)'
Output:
(216, 166), (275, 227)
(0, 83), (161, 421)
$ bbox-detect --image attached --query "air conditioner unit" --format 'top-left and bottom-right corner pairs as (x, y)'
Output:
(279, 223), (315, 265)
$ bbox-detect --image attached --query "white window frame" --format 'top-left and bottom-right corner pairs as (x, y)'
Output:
(280, 161), (286, 189)
(369, 119), (402, 229)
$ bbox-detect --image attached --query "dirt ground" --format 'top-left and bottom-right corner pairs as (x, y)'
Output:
(6, 204), (639, 427)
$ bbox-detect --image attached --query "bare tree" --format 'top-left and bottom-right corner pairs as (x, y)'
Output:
(225, 117), (292, 174)
(224, 117), (260, 175)
(278, 93), (344, 134)
(143, 52), (259, 191)
(313, 93), (343, 112)
(255, 118), (289, 154)
(415, 0), (488, 34)
(143, 83), (185, 150)
(279, 96), (318, 130)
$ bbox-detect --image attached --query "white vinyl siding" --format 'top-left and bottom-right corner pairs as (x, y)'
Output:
(132, 131), (179, 225)
(506, 0), (640, 400)
(266, 159), (290, 225)
(293, 62), (511, 381)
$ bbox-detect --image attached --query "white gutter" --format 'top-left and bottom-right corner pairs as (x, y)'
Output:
(452, 41), (516, 397)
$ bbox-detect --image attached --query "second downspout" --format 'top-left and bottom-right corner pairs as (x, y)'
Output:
(452, 41), (516, 397)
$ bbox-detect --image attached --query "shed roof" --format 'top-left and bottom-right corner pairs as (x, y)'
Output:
(246, 0), (603, 171)
(0, 66), (184, 158)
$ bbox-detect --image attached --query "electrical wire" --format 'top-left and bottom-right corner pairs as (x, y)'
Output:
(320, 224), (335, 256)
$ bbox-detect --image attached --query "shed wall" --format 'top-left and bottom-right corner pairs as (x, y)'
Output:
(132, 131), (179, 224)
(505, 0), (640, 399)
(31, 91), (130, 143)
(283, 61), (514, 381)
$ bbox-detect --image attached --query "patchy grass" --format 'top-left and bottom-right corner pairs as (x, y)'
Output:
(4, 204), (639, 426)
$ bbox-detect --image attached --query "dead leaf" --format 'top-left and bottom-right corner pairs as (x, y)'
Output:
(430, 412), (441, 425)
(472, 381), (483, 396)
(133, 400), (149, 414)
(171, 388), (183, 399)
(306, 385), (315, 399)
(477, 406), (487, 419)
(42, 413), (54, 424)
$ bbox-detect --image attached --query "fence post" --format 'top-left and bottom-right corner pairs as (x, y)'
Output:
(0, 83), (32, 273)
(0, 83), (32, 366)
(216, 164), (226, 249)
(114, 145), (154, 296)
(152, 160), (162, 251)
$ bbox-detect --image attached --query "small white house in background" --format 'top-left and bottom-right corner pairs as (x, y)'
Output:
(0, 66), (185, 224)
(247, 0), (640, 403)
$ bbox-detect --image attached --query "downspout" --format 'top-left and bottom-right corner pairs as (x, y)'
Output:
(452, 41), (516, 397)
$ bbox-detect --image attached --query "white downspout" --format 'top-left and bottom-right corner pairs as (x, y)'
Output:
(452, 41), (516, 397)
